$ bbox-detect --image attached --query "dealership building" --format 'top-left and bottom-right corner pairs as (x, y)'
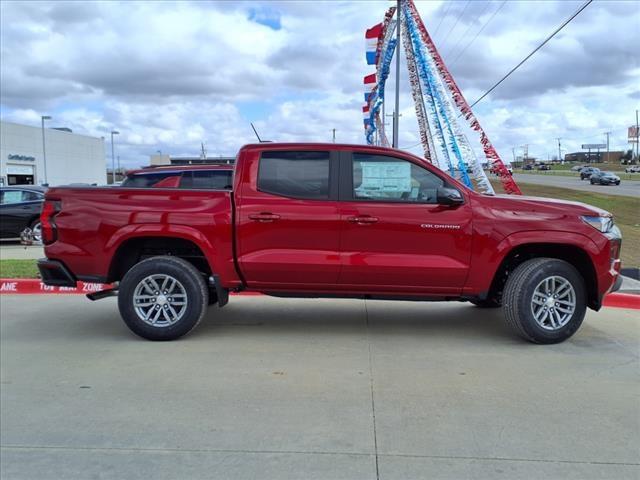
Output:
(0, 121), (106, 187)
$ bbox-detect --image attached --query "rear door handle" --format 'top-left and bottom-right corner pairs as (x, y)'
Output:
(249, 212), (281, 223)
(347, 215), (379, 225)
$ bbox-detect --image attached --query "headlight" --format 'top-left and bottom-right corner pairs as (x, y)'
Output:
(581, 215), (613, 233)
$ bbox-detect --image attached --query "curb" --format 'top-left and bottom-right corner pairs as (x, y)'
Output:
(0, 279), (111, 294)
(1, 278), (639, 310)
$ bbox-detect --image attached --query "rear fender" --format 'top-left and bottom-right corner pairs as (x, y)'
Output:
(105, 224), (222, 277)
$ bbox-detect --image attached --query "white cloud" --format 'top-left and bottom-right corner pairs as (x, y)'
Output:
(1, 0), (638, 168)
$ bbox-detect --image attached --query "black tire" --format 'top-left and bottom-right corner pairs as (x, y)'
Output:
(590, 179), (595, 184)
(470, 298), (501, 308)
(118, 256), (208, 341)
(502, 258), (586, 344)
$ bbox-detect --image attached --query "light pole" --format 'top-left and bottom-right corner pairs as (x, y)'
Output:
(110, 131), (119, 184)
(393, 0), (401, 148)
(41, 115), (52, 185)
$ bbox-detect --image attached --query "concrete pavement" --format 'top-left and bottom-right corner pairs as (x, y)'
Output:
(1, 295), (639, 479)
(513, 173), (640, 198)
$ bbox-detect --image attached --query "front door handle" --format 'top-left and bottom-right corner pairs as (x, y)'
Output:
(347, 215), (379, 225)
(249, 212), (281, 223)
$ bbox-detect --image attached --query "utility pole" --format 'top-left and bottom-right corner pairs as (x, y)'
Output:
(110, 130), (119, 185)
(332, 128), (336, 143)
(636, 109), (640, 163)
(604, 131), (611, 163)
(392, 0), (401, 148)
(41, 115), (52, 185)
(556, 137), (562, 163)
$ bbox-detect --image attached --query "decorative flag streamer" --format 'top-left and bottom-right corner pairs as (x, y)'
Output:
(365, 36), (397, 145)
(401, 20), (436, 166)
(404, 11), (456, 177)
(405, 0), (518, 194)
(365, 23), (382, 65)
(360, 0), (517, 195)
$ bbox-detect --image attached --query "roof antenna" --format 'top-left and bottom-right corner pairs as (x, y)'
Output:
(250, 123), (271, 143)
(250, 123), (263, 142)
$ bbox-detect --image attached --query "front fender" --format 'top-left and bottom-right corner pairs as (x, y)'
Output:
(464, 230), (599, 295)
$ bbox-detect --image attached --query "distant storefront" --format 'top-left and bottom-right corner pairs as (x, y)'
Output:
(0, 121), (106, 186)
(564, 151), (624, 164)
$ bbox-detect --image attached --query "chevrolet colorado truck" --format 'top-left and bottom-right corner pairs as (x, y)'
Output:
(37, 143), (622, 343)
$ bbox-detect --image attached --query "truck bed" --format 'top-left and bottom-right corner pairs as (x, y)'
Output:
(44, 186), (238, 285)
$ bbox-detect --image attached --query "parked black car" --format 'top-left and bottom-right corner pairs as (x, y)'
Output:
(590, 171), (621, 186)
(580, 167), (601, 180)
(0, 186), (46, 242)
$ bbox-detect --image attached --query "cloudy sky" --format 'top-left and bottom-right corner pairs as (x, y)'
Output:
(1, 0), (638, 168)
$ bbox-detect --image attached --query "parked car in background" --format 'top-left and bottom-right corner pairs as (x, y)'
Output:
(536, 164), (551, 171)
(523, 164), (533, 171)
(580, 167), (601, 180)
(624, 165), (640, 173)
(122, 165), (233, 189)
(571, 164), (588, 172)
(590, 171), (621, 186)
(0, 186), (46, 242)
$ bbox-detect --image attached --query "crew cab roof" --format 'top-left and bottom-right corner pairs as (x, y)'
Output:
(239, 142), (404, 153)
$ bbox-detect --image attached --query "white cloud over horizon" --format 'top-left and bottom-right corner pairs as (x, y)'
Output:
(1, 0), (638, 168)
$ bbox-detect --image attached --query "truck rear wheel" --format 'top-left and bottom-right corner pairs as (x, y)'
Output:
(502, 258), (586, 344)
(118, 256), (208, 341)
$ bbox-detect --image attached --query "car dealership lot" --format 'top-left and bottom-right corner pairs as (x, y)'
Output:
(1, 295), (638, 479)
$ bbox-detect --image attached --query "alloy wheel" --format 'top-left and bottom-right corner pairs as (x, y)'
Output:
(530, 275), (576, 331)
(132, 274), (188, 327)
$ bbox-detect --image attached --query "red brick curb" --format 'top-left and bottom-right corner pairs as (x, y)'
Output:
(1, 278), (638, 309)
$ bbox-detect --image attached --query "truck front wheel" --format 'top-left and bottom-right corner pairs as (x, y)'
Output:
(502, 258), (586, 344)
(118, 256), (208, 341)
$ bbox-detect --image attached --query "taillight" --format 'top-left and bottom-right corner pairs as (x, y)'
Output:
(41, 200), (61, 245)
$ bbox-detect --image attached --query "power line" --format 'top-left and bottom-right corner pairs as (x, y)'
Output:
(440, 0), (472, 51)
(400, 141), (423, 150)
(432, 0), (454, 36)
(467, 0), (593, 110)
(444, 0), (492, 60)
(449, 0), (507, 68)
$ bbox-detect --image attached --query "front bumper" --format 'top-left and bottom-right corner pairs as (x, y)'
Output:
(37, 258), (77, 287)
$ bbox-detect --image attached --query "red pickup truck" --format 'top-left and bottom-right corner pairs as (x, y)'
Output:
(37, 143), (622, 343)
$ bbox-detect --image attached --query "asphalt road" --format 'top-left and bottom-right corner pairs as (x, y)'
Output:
(1, 295), (638, 479)
(512, 173), (640, 198)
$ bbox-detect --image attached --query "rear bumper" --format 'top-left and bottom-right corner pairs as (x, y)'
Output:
(37, 258), (77, 287)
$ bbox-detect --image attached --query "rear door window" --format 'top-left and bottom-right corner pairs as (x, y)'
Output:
(180, 170), (233, 190)
(21, 190), (44, 201)
(258, 151), (330, 200)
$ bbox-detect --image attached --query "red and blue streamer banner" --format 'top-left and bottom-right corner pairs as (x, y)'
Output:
(405, 0), (520, 195)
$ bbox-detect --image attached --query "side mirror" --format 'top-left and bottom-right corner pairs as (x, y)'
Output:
(436, 187), (464, 206)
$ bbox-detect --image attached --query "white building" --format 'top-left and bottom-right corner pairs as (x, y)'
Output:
(0, 121), (106, 186)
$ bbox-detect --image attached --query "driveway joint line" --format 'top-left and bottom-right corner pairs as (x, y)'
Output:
(2, 445), (638, 467)
(364, 299), (380, 480)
